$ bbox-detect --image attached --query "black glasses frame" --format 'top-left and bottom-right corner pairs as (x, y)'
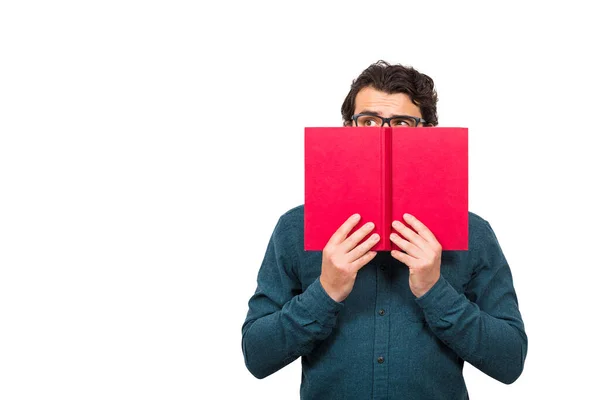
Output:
(351, 113), (428, 127)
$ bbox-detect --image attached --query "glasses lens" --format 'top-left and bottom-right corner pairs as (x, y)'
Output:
(390, 117), (417, 127)
(356, 115), (383, 127)
(355, 115), (418, 127)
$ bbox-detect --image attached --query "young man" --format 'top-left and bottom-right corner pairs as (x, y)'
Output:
(242, 61), (527, 399)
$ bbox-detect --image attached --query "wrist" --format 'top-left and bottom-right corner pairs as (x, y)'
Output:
(319, 276), (345, 302)
(413, 273), (441, 298)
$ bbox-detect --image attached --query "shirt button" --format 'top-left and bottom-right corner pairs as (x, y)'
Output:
(377, 356), (384, 364)
(380, 265), (386, 271)
(378, 309), (385, 316)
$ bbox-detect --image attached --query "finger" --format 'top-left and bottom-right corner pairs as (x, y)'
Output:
(341, 221), (375, 253)
(349, 250), (377, 273)
(327, 213), (361, 246)
(391, 219), (428, 250)
(402, 213), (439, 246)
(390, 232), (423, 258)
(347, 232), (380, 262)
(391, 249), (416, 267)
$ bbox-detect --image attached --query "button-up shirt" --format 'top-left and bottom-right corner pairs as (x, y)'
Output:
(242, 205), (527, 399)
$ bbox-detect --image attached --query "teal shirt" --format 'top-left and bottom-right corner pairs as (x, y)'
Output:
(242, 205), (527, 399)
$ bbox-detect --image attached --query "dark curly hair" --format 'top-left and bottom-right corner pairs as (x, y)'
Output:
(341, 60), (438, 126)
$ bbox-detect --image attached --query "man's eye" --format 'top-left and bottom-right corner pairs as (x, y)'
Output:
(392, 119), (410, 127)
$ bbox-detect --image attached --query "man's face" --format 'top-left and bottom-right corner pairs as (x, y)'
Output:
(350, 86), (422, 126)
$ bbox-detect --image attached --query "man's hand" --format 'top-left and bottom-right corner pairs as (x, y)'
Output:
(320, 214), (379, 302)
(390, 213), (442, 298)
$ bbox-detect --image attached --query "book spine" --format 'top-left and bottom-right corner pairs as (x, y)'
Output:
(382, 127), (392, 250)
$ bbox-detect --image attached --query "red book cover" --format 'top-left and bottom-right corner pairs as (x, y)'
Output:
(304, 126), (468, 251)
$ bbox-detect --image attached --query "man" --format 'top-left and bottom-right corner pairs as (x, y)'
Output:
(242, 60), (527, 399)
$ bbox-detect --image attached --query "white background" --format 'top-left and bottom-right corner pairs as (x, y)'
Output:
(1, 1), (599, 399)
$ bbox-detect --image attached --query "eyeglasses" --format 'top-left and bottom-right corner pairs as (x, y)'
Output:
(351, 113), (428, 128)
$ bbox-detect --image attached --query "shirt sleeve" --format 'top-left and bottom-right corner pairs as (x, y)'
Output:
(415, 219), (528, 384)
(241, 215), (343, 379)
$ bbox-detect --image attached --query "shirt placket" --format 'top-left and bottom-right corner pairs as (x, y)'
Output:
(373, 262), (391, 400)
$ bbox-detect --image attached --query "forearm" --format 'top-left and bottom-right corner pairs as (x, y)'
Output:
(242, 278), (343, 379)
(416, 276), (527, 384)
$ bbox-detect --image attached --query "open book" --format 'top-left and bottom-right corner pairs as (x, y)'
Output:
(304, 127), (468, 251)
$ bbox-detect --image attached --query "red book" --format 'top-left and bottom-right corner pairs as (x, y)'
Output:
(304, 127), (468, 251)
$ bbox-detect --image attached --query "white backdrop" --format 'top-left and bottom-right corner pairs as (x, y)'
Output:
(1, 1), (599, 399)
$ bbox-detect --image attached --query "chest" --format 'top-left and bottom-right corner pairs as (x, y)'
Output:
(296, 250), (473, 311)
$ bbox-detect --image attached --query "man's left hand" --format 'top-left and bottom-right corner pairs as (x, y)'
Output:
(390, 213), (442, 298)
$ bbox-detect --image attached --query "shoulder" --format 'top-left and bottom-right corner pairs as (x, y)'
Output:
(267, 205), (305, 270)
(467, 211), (505, 261)
(468, 211), (492, 239)
(268, 204), (304, 246)
(277, 204), (305, 232)
(281, 204), (304, 219)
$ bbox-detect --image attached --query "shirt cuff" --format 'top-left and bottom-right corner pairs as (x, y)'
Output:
(298, 278), (344, 328)
(414, 274), (461, 321)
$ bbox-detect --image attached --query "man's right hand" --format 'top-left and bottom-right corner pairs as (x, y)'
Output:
(319, 214), (380, 302)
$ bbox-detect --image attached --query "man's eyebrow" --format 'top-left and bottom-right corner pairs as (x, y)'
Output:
(357, 110), (412, 118)
(356, 110), (381, 116)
